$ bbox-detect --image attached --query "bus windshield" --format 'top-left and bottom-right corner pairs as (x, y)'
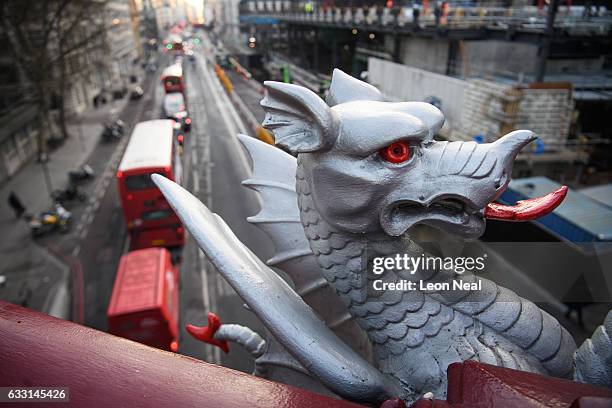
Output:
(164, 77), (181, 87)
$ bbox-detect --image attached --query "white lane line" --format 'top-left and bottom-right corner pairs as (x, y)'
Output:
(197, 53), (252, 179)
(196, 247), (217, 363)
(198, 250), (211, 313)
(191, 149), (197, 166)
(192, 169), (200, 193)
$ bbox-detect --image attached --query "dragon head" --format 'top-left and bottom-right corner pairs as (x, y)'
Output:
(261, 69), (566, 240)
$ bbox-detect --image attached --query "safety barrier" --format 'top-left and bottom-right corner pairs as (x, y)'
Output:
(0, 301), (363, 408)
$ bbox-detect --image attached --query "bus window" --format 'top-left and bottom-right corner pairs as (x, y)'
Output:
(125, 174), (157, 191)
(165, 77), (181, 88)
(141, 209), (173, 221)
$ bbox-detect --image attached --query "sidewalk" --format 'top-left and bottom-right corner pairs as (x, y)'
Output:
(0, 96), (129, 317)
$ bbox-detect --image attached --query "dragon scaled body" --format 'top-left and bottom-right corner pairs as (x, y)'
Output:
(154, 69), (611, 404)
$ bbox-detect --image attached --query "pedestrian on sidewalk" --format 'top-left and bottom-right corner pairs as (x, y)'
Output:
(7, 191), (26, 219)
(434, 4), (441, 26)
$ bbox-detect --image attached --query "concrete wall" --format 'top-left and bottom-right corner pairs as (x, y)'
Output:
(516, 88), (573, 148)
(456, 40), (604, 78)
(458, 79), (573, 148)
(546, 58), (605, 75)
(367, 58), (573, 150)
(0, 106), (40, 183)
(459, 40), (538, 78)
(398, 37), (449, 75)
(368, 57), (467, 133)
(458, 78), (508, 140)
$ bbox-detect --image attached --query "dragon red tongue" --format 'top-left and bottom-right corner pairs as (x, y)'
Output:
(484, 186), (568, 221)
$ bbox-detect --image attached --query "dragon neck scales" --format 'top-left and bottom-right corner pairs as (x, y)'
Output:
(155, 68), (611, 404)
(254, 68), (578, 400)
(295, 153), (576, 399)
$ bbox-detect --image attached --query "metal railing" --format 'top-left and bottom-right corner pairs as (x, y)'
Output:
(240, 4), (612, 34)
(0, 301), (363, 408)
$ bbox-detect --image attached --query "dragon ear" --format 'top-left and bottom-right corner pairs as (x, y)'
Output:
(325, 68), (383, 107)
(261, 81), (338, 154)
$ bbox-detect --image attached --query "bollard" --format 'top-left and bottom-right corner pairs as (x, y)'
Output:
(256, 126), (275, 145)
(215, 64), (234, 93)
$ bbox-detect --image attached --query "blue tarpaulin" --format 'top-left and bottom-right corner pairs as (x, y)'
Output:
(499, 177), (612, 243)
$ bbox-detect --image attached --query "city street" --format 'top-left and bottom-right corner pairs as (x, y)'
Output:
(1, 0), (612, 405)
(0, 30), (274, 373)
(176, 36), (273, 371)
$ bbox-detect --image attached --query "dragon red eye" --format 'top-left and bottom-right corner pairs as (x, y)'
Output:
(380, 142), (411, 163)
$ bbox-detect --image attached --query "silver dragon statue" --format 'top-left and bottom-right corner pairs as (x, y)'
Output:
(153, 69), (612, 404)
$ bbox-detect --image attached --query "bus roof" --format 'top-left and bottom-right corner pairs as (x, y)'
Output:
(107, 248), (170, 316)
(119, 120), (174, 173)
(161, 63), (182, 79)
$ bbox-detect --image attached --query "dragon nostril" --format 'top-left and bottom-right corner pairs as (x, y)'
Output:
(495, 171), (508, 190)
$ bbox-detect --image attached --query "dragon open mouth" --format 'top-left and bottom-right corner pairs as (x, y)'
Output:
(382, 185), (568, 237)
(389, 197), (476, 231)
(397, 198), (471, 219)
(484, 185), (568, 221)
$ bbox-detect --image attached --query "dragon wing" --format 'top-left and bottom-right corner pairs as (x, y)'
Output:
(152, 174), (402, 403)
(237, 134), (373, 359)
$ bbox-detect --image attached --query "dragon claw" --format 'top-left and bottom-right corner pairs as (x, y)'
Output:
(186, 312), (230, 353)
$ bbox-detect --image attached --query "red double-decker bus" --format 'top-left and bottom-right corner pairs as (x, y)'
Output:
(117, 120), (184, 249)
(107, 247), (179, 352)
(161, 63), (184, 94)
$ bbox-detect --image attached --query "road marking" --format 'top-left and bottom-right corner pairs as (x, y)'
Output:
(197, 52), (252, 179)
(197, 249), (210, 312)
(196, 247), (219, 363)
(192, 170), (200, 193)
(191, 149), (197, 166)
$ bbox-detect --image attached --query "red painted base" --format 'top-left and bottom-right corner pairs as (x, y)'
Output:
(410, 360), (612, 408)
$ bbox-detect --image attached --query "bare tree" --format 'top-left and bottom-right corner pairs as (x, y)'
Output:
(0, 0), (108, 161)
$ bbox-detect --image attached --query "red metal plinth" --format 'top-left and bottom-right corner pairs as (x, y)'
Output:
(411, 360), (612, 408)
(0, 301), (362, 408)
